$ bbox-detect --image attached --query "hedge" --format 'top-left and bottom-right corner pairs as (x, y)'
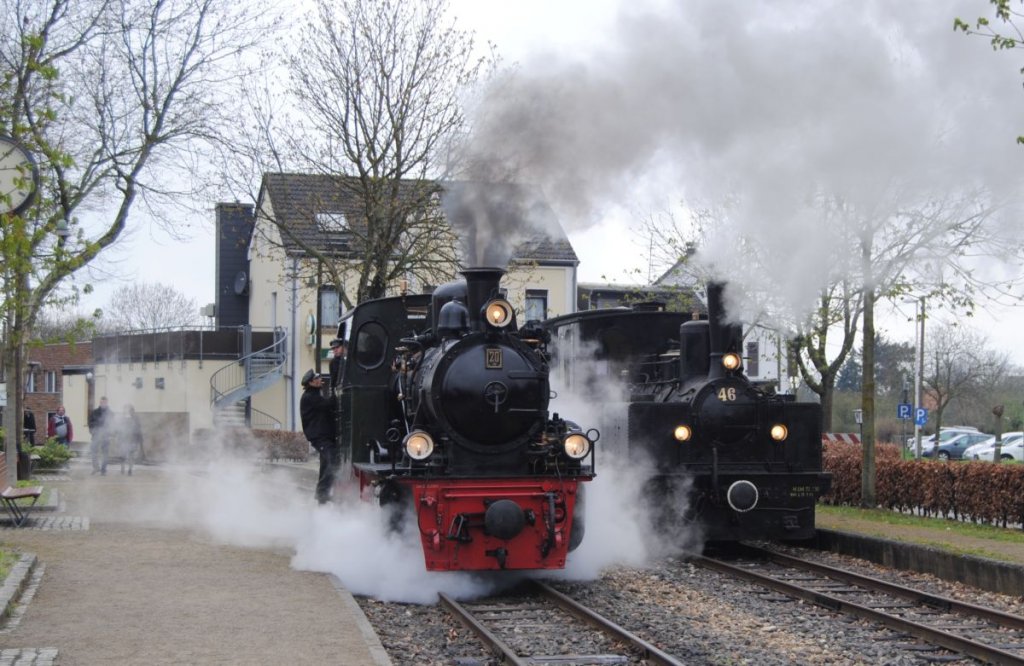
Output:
(822, 442), (1024, 528)
(191, 427), (311, 462)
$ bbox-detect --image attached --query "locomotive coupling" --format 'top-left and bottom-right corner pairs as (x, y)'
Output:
(484, 499), (527, 540)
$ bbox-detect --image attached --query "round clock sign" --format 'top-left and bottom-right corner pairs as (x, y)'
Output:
(0, 135), (39, 217)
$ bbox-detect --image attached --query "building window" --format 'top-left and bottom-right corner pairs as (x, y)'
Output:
(25, 371), (36, 393)
(524, 289), (548, 322)
(45, 371), (57, 393)
(320, 286), (341, 328)
(746, 341), (760, 377)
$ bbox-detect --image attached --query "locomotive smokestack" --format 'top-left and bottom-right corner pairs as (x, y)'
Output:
(705, 282), (743, 379)
(462, 267), (506, 331)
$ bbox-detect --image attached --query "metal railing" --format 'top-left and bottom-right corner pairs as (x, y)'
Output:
(210, 326), (287, 411)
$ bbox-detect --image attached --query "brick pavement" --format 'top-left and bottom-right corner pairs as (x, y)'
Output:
(0, 459), (391, 665)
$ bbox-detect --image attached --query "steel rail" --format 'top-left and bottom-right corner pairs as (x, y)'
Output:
(743, 544), (1024, 631)
(438, 592), (529, 666)
(532, 581), (686, 666)
(440, 582), (686, 666)
(696, 554), (1024, 666)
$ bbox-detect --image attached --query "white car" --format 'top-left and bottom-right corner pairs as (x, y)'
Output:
(965, 432), (1024, 462)
(907, 426), (980, 451)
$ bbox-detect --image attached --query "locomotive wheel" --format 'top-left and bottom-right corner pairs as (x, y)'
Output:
(379, 481), (410, 533)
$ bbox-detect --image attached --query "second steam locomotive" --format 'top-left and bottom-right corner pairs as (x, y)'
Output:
(543, 282), (831, 542)
(334, 268), (595, 571)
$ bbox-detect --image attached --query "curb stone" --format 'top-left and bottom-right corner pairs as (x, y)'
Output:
(0, 553), (37, 622)
(329, 574), (394, 666)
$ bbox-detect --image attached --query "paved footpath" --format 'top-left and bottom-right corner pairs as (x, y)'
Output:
(0, 460), (391, 665)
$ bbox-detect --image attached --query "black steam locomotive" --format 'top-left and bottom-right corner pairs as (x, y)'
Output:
(334, 268), (595, 571)
(543, 283), (830, 542)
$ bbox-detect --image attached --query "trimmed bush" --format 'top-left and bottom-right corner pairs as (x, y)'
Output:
(823, 441), (1024, 527)
(30, 438), (74, 468)
(190, 427), (310, 462)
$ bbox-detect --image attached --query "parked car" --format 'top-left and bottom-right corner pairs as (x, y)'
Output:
(964, 432), (1024, 462)
(907, 426), (980, 451)
(918, 431), (991, 460)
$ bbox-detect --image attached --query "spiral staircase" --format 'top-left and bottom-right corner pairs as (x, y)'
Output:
(210, 326), (288, 429)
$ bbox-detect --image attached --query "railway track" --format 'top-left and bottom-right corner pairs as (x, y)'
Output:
(439, 580), (684, 666)
(696, 544), (1024, 665)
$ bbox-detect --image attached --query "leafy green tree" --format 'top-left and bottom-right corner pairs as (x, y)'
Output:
(0, 0), (271, 484)
(955, 0), (1024, 143)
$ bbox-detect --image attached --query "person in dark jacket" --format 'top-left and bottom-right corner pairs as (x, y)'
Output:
(23, 408), (36, 446)
(88, 396), (113, 475)
(300, 370), (338, 504)
(328, 338), (347, 393)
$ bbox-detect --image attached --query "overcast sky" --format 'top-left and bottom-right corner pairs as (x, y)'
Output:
(71, 0), (1024, 365)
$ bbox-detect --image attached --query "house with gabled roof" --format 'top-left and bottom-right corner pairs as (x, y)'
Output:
(652, 254), (798, 392)
(238, 172), (582, 430)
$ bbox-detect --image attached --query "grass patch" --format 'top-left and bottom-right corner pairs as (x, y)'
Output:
(0, 548), (19, 583)
(817, 504), (1024, 544)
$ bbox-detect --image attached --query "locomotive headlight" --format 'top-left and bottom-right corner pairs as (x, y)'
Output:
(770, 424), (789, 442)
(674, 425), (692, 442)
(484, 299), (514, 328)
(404, 431), (435, 460)
(563, 433), (591, 459)
(722, 353), (742, 371)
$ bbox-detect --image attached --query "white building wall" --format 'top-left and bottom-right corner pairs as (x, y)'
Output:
(504, 264), (577, 319)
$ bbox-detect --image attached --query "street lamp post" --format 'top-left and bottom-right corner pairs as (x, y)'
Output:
(903, 296), (926, 459)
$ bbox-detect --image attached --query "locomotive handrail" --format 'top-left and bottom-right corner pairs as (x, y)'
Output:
(210, 326), (288, 413)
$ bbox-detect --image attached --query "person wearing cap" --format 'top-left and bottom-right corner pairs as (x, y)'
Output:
(299, 369), (338, 503)
(328, 338), (347, 392)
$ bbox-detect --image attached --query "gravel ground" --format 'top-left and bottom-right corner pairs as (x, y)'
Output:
(358, 544), (1024, 665)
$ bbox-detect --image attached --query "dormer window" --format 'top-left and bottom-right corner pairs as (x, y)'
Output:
(315, 212), (348, 230)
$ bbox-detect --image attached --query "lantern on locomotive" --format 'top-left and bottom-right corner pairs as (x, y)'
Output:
(337, 267), (596, 571)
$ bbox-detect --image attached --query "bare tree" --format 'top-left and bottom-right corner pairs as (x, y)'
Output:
(100, 282), (199, 331)
(0, 0), (272, 484)
(31, 308), (98, 343)
(792, 279), (864, 431)
(235, 0), (488, 307)
(923, 323), (1010, 454)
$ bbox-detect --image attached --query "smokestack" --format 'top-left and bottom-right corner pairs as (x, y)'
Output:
(461, 267), (506, 331)
(705, 282), (743, 379)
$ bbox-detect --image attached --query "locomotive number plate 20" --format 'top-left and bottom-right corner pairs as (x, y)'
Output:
(486, 347), (503, 369)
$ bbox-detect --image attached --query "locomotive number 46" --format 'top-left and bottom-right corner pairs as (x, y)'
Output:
(717, 387), (737, 401)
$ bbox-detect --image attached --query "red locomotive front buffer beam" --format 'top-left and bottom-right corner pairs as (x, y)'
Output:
(402, 477), (587, 571)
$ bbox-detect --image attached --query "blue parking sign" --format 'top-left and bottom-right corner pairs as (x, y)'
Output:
(897, 403), (912, 420)
(915, 408), (928, 427)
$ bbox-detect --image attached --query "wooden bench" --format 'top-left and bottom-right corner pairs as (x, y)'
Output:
(0, 453), (42, 527)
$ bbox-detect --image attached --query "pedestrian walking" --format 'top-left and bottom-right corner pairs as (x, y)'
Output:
(88, 396), (113, 475)
(48, 405), (74, 446)
(299, 370), (339, 504)
(120, 405), (143, 475)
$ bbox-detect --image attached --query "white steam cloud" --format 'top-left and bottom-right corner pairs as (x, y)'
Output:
(457, 0), (1024, 323)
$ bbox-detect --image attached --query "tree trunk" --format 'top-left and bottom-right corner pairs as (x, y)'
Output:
(820, 375), (835, 432)
(860, 288), (877, 508)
